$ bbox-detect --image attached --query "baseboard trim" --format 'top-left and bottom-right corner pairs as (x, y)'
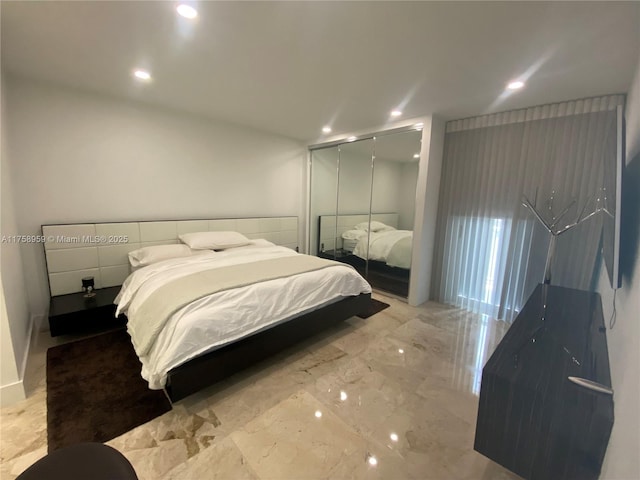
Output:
(0, 379), (25, 407)
(0, 314), (37, 407)
(19, 314), (38, 380)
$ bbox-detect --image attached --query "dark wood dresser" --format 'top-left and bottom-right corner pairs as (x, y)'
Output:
(474, 284), (614, 480)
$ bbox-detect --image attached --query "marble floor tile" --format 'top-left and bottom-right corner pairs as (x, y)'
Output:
(358, 335), (455, 395)
(231, 390), (413, 480)
(308, 357), (416, 440)
(0, 294), (522, 480)
(162, 436), (259, 480)
(388, 317), (457, 358)
(328, 323), (392, 356)
(0, 390), (47, 464)
(0, 446), (47, 480)
(120, 438), (190, 480)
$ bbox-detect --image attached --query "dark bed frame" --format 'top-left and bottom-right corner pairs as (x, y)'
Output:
(164, 293), (371, 402)
(40, 218), (371, 404)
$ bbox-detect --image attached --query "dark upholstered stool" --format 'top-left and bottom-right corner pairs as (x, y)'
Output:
(17, 443), (138, 480)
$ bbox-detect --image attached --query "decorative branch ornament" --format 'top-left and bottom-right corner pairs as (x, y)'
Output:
(522, 188), (603, 285)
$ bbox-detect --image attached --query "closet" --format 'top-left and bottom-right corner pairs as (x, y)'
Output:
(309, 128), (422, 297)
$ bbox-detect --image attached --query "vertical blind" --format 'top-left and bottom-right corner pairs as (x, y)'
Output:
(431, 95), (624, 322)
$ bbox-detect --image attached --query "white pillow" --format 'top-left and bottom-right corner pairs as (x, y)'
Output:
(231, 239), (276, 250)
(179, 231), (250, 250)
(128, 244), (197, 268)
(342, 229), (368, 240)
(354, 221), (395, 232)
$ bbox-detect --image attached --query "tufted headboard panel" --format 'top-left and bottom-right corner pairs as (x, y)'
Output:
(42, 216), (298, 296)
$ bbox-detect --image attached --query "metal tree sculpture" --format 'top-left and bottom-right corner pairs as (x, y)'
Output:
(522, 189), (602, 285)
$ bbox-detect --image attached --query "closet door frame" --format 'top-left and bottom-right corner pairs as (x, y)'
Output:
(309, 118), (445, 306)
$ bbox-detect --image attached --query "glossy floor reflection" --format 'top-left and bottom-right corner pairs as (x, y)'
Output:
(0, 293), (521, 480)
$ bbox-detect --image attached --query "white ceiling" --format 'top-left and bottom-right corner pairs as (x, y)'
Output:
(2, 1), (638, 142)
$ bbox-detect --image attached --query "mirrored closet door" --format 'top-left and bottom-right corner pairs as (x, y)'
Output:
(368, 130), (421, 296)
(309, 128), (421, 298)
(310, 146), (339, 259)
(337, 138), (374, 275)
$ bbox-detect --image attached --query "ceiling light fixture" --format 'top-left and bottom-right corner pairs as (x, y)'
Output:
(315, 410), (323, 418)
(390, 110), (402, 117)
(390, 433), (399, 442)
(176, 4), (198, 19)
(507, 80), (525, 90)
(133, 69), (152, 81)
(367, 455), (378, 466)
(322, 126), (332, 134)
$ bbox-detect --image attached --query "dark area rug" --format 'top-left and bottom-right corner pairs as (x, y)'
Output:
(357, 298), (390, 318)
(47, 328), (172, 452)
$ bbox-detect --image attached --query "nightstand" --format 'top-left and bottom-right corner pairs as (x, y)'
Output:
(48, 286), (127, 336)
(318, 249), (351, 260)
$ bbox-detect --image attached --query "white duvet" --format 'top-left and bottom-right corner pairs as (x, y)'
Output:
(115, 241), (371, 389)
(352, 230), (413, 269)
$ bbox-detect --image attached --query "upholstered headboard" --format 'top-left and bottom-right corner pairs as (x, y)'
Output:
(317, 213), (398, 254)
(42, 216), (298, 296)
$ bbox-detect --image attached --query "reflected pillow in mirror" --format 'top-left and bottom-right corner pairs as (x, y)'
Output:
(354, 221), (395, 232)
(342, 229), (368, 240)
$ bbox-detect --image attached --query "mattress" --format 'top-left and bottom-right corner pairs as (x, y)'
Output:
(343, 238), (358, 252)
(352, 230), (413, 269)
(115, 244), (371, 389)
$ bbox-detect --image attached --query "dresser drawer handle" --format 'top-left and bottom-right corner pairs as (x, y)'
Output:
(568, 376), (614, 395)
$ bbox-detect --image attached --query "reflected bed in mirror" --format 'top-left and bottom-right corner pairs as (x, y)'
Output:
(318, 213), (411, 297)
(309, 127), (422, 299)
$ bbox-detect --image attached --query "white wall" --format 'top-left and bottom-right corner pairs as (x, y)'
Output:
(337, 146), (377, 214)
(599, 53), (640, 480)
(4, 77), (306, 319)
(408, 115), (445, 306)
(0, 74), (31, 405)
(398, 162), (419, 230)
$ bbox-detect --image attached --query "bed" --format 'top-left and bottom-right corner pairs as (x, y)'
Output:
(316, 213), (412, 297)
(318, 213), (413, 269)
(42, 217), (371, 402)
(346, 227), (413, 269)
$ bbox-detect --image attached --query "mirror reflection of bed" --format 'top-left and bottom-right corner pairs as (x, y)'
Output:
(317, 214), (411, 297)
(309, 128), (421, 298)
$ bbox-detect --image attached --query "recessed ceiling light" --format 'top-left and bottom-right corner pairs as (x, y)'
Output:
(413, 153), (420, 159)
(314, 410), (323, 418)
(507, 81), (525, 90)
(176, 4), (198, 19)
(347, 136), (357, 142)
(390, 110), (402, 117)
(322, 126), (332, 134)
(133, 69), (152, 81)
(390, 433), (399, 442)
(367, 455), (378, 466)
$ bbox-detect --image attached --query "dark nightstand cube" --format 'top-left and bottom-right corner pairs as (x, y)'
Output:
(318, 249), (352, 260)
(48, 286), (127, 337)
